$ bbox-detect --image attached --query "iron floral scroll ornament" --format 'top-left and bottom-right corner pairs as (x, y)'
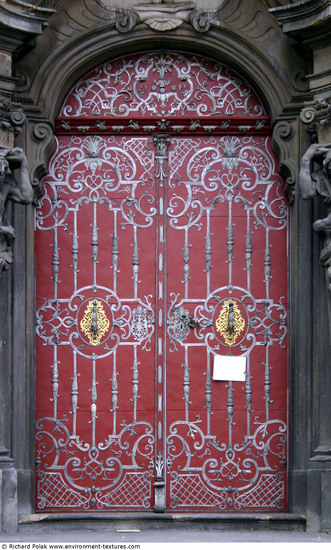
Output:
(215, 300), (245, 346)
(0, 147), (33, 273)
(80, 299), (110, 345)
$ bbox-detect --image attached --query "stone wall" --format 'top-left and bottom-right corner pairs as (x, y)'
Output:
(0, 0), (330, 533)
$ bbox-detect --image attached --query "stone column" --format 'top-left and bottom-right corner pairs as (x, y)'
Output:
(299, 100), (331, 532)
(270, 0), (331, 532)
(0, 0), (56, 533)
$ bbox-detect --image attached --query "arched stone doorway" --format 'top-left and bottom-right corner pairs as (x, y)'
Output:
(34, 51), (289, 514)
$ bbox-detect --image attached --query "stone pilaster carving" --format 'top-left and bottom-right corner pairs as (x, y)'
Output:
(299, 98), (331, 294)
(301, 97), (331, 143)
(0, 147), (33, 273)
(0, 97), (26, 146)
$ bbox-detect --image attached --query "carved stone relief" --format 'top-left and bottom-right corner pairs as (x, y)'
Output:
(0, 97), (26, 148)
(111, 1), (215, 33)
(299, 97), (331, 293)
(0, 147), (33, 272)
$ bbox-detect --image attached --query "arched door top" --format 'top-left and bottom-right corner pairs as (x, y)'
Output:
(56, 52), (269, 137)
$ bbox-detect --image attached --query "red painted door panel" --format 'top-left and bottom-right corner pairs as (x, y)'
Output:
(35, 52), (289, 513)
(35, 135), (157, 510)
(165, 136), (288, 510)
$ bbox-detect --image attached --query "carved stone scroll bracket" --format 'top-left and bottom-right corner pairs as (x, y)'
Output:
(300, 98), (331, 295)
(272, 119), (298, 203)
(114, 8), (140, 33)
(29, 122), (55, 204)
(0, 147), (34, 273)
(301, 97), (331, 144)
(188, 9), (213, 33)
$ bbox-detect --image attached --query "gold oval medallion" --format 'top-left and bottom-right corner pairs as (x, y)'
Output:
(215, 299), (245, 346)
(80, 299), (110, 346)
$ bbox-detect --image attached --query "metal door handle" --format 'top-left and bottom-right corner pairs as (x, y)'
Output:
(90, 300), (99, 340)
(188, 314), (199, 329)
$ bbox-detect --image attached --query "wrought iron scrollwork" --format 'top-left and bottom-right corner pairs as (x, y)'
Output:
(35, 51), (288, 513)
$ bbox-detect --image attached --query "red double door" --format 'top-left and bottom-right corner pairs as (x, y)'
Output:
(35, 53), (289, 513)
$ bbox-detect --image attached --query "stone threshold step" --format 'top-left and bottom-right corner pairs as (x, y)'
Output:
(19, 512), (306, 533)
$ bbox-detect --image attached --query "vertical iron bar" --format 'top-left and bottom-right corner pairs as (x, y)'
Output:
(245, 355), (252, 437)
(111, 210), (119, 294)
(245, 211), (252, 293)
(183, 228), (190, 299)
(71, 350), (78, 437)
(264, 345), (271, 422)
(264, 228), (271, 300)
(52, 224), (59, 300)
(227, 381), (234, 450)
(90, 355), (97, 449)
(91, 200), (98, 289)
(153, 135), (169, 513)
(111, 351), (118, 435)
(205, 349), (212, 436)
(205, 208), (212, 297)
(183, 346), (190, 422)
(71, 209), (79, 293)
(51, 346), (58, 420)
(132, 345), (139, 424)
(132, 225), (139, 300)
(227, 197), (234, 291)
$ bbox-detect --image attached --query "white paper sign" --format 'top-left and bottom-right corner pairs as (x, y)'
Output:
(213, 355), (246, 381)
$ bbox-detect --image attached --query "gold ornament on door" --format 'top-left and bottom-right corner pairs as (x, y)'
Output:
(215, 300), (245, 346)
(80, 299), (110, 346)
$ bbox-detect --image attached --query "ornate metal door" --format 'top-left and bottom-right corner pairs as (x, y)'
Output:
(35, 52), (289, 512)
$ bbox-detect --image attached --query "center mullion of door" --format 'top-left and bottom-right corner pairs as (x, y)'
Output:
(153, 135), (170, 512)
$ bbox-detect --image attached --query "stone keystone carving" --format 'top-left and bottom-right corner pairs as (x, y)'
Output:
(133, 0), (196, 31)
(112, 0), (215, 33)
(0, 147), (33, 273)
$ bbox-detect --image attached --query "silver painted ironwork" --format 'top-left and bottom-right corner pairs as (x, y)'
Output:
(59, 53), (266, 120)
(153, 134), (170, 513)
(35, 135), (156, 509)
(71, 351), (78, 437)
(166, 134), (288, 510)
(35, 52), (288, 512)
